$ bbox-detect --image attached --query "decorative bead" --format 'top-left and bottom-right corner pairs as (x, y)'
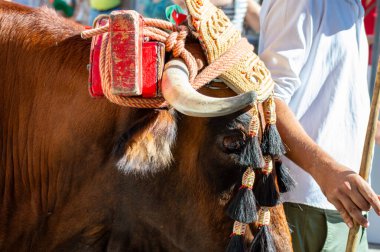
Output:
(248, 105), (260, 137)
(263, 156), (273, 175)
(263, 95), (276, 125)
(232, 221), (246, 235)
(241, 167), (255, 189)
(257, 208), (271, 227)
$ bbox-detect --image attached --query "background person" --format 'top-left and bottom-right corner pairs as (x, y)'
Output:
(259, 0), (380, 251)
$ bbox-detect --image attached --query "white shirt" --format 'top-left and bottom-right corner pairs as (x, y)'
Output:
(259, 0), (370, 210)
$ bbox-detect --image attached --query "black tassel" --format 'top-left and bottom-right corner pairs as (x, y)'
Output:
(275, 161), (296, 193)
(253, 173), (279, 207)
(227, 187), (257, 223)
(239, 136), (265, 169)
(226, 234), (245, 252)
(250, 226), (276, 252)
(261, 124), (286, 157)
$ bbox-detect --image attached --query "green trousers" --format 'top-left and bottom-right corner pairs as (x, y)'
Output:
(283, 202), (368, 252)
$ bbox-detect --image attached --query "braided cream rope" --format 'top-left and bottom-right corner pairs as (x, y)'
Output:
(191, 38), (253, 90)
(81, 13), (262, 109)
(83, 15), (199, 108)
(99, 34), (168, 108)
(83, 16), (198, 82)
(81, 25), (109, 38)
(185, 0), (275, 102)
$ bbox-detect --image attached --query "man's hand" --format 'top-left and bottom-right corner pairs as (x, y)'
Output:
(275, 98), (380, 228)
(314, 163), (380, 228)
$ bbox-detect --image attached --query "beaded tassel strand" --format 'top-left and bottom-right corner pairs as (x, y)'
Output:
(239, 104), (265, 169)
(250, 208), (276, 252)
(227, 167), (257, 223)
(261, 94), (295, 193)
(226, 221), (247, 252)
(261, 94), (286, 157)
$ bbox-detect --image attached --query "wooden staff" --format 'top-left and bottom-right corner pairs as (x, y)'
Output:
(345, 59), (380, 252)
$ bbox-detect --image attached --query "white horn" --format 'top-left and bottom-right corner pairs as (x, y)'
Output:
(161, 59), (257, 117)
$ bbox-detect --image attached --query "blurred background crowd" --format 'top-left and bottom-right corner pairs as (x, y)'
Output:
(5, 0), (260, 27)
(5, 0), (263, 47)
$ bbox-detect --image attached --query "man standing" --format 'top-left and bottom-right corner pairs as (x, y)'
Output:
(259, 0), (380, 251)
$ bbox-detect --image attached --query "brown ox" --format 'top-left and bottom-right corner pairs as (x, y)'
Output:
(0, 1), (292, 251)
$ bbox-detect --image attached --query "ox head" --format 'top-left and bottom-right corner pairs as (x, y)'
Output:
(115, 58), (256, 176)
(110, 95), (256, 251)
(103, 64), (291, 251)
(101, 0), (291, 249)
(0, 2), (292, 251)
(105, 92), (291, 252)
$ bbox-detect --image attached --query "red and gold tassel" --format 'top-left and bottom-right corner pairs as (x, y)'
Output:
(227, 167), (257, 223)
(239, 104), (265, 169)
(226, 221), (247, 252)
(250, 208), (276, 252)
(261, 94), (286, 157)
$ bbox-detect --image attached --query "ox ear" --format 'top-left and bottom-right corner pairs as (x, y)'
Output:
(115, 110), (177, 175)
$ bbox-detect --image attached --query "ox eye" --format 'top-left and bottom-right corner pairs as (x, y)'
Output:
(223, 132), (245, 153)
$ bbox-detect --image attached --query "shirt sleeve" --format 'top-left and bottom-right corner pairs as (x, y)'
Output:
(258, 0), (313, 104)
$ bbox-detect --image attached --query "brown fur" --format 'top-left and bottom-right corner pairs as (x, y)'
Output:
(0, 1), (292, 251)
(116, 111), (177, 175)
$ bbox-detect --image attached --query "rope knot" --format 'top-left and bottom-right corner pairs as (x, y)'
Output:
(166, 30), (188, 58)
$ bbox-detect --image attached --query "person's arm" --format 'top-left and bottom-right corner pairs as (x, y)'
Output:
(245, 0), (261, 33)
(259, 0), (380, 227)
(275, 99), (380, 228)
